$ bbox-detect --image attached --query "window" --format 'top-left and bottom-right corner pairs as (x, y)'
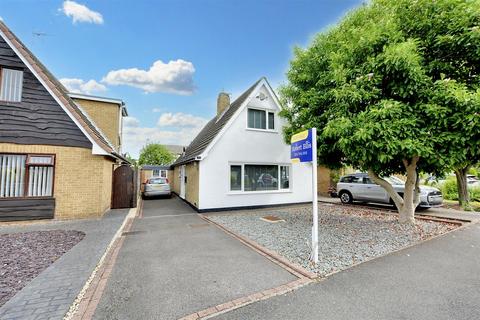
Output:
(160, 170), (167, 178)
(153, 169), (160, 176)
(268, 112), (275, 130)
(340, 176), (362, 183)
(247, 108), (275, 130)
(0, 68), (23, 102)
(280, 166), (289, 189)
(0, 154), (54, 198)
(230, 165), (242, 191)
(230, 164), (291, 192)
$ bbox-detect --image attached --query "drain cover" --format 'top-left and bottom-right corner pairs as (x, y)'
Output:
(260, 215), (285, 223)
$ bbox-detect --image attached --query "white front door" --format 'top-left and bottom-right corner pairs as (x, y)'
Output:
(180, 165), (186, 199)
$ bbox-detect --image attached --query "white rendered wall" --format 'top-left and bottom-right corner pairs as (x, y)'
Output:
(198, 84), (312, 210)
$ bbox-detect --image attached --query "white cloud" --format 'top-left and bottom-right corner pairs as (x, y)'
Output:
(121, 112), (207, 158)
(157, 112), (207, 128)
(102, 59), (195, 95)
(123, 116), (140, 128)
(60, 78), (107, 94)
(152, 108), (163, 113)
(61, 1), (104, 24)
(122, 126), (198, 158)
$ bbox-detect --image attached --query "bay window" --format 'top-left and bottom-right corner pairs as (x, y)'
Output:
(229, 164), (290, 192)
(0, 68), (24, 102)
(247, 108), (275, 130)
(0, 154), (55, 198)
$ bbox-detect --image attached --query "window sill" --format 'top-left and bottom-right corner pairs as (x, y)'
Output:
(245, 128), (278, 133)
(228, 189), (292, 195)
(0, 196), (54, 200)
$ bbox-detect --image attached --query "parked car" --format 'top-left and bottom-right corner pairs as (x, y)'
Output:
(142, 177), (171, 198)
(467, 174), (480, 187)
(256, 173), (278, 188)
(337, 173), (443, 209)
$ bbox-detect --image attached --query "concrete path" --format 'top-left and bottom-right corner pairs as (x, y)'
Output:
(93, 196), (296, 320)
(0, 209), (129, 320)
(215, 222), (480, 320)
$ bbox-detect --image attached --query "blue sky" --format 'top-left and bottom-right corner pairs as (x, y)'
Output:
(1, 0), (362, 157)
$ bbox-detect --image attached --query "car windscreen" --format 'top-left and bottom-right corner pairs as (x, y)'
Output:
(384, 176), (405, 185)
(148, 178), (167, 184)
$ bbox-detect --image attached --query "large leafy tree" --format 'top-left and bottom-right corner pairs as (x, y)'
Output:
(281, 0), (480, 223)
(138, 143), (175, 166)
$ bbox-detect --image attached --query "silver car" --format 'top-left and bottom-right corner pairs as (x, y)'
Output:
(142, 177), (171, 198)
(337, 173), (443, 209)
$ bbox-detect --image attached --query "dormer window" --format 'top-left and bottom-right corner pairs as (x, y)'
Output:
(247, 108), (275, 131)
(0, 68), (23, 102)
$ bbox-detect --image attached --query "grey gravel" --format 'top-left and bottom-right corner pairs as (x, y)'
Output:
(208, 204), (457, 276)
(0, 230), (85, 307)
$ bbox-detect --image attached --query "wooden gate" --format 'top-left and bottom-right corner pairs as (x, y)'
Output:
(111, 165), (137, 209)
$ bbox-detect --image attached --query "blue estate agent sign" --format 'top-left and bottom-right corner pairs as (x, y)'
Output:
(291, 129), (313, 163)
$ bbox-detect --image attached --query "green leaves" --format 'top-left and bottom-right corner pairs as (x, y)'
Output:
(280, 0), (480, 177)
(138, 143), (175, 166)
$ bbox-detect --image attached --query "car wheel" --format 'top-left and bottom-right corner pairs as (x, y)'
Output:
(339, 191), (353, 204)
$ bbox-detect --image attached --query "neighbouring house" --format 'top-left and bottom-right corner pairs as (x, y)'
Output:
(0, 21), (130, 221)
(164, 144), (185, 160)
(140, 165), (170, 183)
(170, 77), (312, 211)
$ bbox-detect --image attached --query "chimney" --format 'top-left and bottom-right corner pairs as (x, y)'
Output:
(217, 92), (230, 116)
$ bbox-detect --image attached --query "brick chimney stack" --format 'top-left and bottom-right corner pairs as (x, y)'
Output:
(217, 92), (230, 115)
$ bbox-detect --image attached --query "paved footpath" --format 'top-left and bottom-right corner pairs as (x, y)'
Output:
(215, 222), (480, 320)
(93, 196), (296, 320)
(0, 209), (129, 320)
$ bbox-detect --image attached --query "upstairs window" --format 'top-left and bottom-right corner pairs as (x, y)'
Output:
(247, 108), (275, 130)
(0, 68), (23, 102)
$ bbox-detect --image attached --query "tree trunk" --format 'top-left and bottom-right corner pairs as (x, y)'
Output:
(455, 166), (471, 210)
(368, 156), (420, 225)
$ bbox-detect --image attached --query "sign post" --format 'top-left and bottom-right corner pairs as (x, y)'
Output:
(291, 128), (318, 264)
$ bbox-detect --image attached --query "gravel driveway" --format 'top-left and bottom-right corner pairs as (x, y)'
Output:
(208, 204), (457, 276)
(0, 230), (85, 307)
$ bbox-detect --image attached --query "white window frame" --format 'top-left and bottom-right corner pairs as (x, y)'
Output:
(246, 108), (277, 133)
(0, 67), (24, 103)
(228, 163), (291, 194)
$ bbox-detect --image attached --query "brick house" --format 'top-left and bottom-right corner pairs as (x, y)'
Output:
(0, 21), (129, 221)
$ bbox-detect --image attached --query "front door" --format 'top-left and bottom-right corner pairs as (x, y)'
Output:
(180, 165), (186, 199)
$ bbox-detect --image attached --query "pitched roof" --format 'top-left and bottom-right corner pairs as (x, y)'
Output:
(0, 21), (126, 162)
(173, 78), (263, 166)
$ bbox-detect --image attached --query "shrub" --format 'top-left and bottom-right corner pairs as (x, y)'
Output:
(439, 177), (480, 202)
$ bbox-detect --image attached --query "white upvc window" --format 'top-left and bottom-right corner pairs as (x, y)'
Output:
(0, 68), (23, 102)
(0, 154), (55, 198)
(229, 163), (290, 192)
(247, 108), (275, 131)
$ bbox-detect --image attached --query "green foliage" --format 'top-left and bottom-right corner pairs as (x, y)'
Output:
(138, 143), (175, 166)
(440, 177), (480, 202)
(281, 0), (480, 179)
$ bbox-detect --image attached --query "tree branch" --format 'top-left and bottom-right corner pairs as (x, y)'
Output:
(368, 169), (403, 208)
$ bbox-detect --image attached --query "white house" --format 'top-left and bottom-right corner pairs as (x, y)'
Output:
(171, 77), (312, 211)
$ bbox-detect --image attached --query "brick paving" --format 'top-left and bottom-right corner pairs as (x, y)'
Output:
(0, 209), (129, 320)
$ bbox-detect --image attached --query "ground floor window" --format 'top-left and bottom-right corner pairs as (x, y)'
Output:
(229, 163), (291, 192)
(0, 154), (55, 198)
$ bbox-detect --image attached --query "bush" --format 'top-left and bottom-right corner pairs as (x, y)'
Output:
(439, 177), (480, 202)
(440, 178), (458, 201)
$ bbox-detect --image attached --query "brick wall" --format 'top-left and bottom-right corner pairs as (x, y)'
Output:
(73, 98), (121, 151)
(172, 163), (199, 208)
(0, 143), (115, 219)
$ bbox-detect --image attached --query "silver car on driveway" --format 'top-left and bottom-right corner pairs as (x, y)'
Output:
(142, 177), (171, 198)
(337, 173), (443, 209)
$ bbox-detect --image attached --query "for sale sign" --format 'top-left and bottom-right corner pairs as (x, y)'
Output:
(291, 129), (313, 163)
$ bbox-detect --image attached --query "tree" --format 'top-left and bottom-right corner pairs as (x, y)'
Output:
(138, 143), (175, 166)
(280, 0), (480, 224)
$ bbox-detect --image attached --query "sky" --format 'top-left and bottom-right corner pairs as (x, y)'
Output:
(0, 0), (363, 157)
